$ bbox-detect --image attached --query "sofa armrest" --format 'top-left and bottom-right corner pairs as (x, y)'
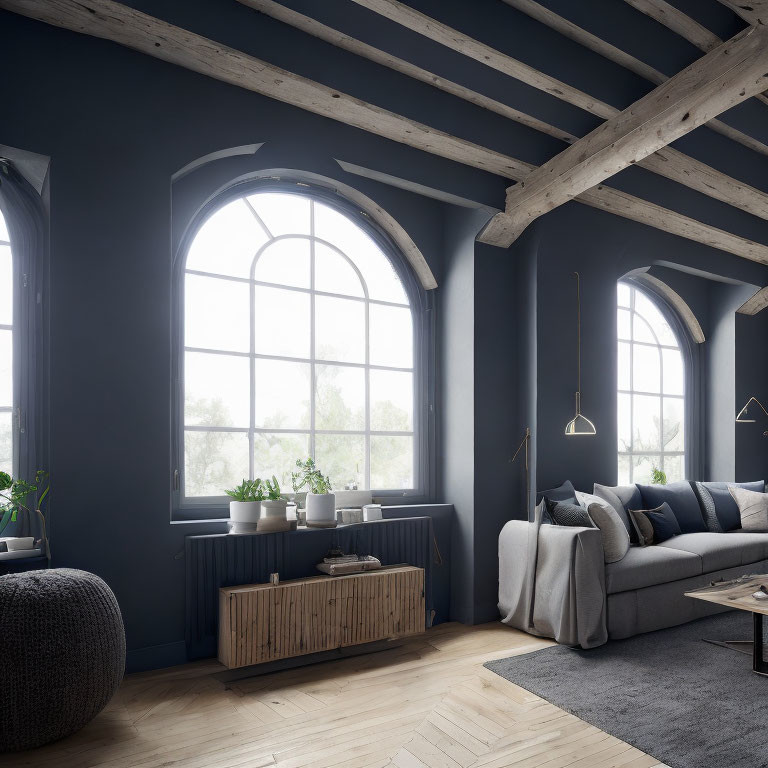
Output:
(498, 521), (607, 648)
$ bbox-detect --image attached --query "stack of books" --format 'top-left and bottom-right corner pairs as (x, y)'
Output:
(316, 554), (381, 576)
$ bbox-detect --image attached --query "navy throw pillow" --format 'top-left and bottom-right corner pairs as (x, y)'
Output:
(638, 481), (706, 533)
(536, 480), (577, 505)
(643, 502), (682, 543)
(697, 481), (765, 532)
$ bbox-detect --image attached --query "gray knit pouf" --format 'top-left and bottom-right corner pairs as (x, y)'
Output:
(0, 568), (126, 752)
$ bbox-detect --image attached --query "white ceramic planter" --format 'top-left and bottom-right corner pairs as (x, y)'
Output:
(258, 499), (290, 532)
(6, 536), (34, 551)
(306, 493), (337, 527)
(229, 501), (261, 525)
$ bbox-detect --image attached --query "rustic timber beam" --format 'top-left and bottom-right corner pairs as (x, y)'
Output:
(243, 0), (768, 227)
(354, 0), (768, 157)
(3, 0), (768, 266)
(480, 26), (768, 246)
(716, 1), (768, 27)
(737, 286), (768, 315)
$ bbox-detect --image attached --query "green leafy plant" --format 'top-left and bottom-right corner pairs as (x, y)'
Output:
(0, 470), (50, 536)
(651, 466), (667, 485)
(224, 478), (265, 502)
(291, 458), (333, 495)
(264, 475), (285, 501)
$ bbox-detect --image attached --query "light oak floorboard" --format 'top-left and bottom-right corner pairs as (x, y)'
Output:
(3, 623), (670, 768)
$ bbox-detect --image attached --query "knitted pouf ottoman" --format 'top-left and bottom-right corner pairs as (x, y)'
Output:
(0, 568), (125, 752)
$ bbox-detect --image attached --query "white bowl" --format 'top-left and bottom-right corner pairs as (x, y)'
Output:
(6, 537), (34, 551)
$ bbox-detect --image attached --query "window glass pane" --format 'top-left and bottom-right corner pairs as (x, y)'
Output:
(254, 285), (310, 358)
(315, 433), (365, 490)
(315, 365), (364, 430)
(185, 275), (249, 352)
(664, 454), (683, 483)
(662, 348), (684, 395)
(0, 211), (8, 242)
(370, 305), (412, 368)
(371, 435), (413, 489)
(633, 394), (661, 452)
(0, 412), (10, 475)
(635, 290), (677, 345)
(617, 341), (630, 390)
(0, 330), (11, 408)
(254, 359), (310, 429)
(185, 352), (249, 428)
(371, 370), (413, 431)
(632, 344), (660, 393)
(315, 295), (365, 363)
(186, 199), (267, 278)
(617, 283), (630, 308)
(617, 309), (630, 341)
(254, 432), (309, 489)
(184, 430), (249, 497)
(314, 202), (407, 304)
(0, 245), (11, 325)
(663, 397), (684, 451)
(618, 454), (631, 485)
(631, 454), (655, 485)
(618, 393), (631, 452)
(314, 242), (364, 298)
(248, 193), (310, 237)
(632, 315), (656, 344)
(253, 238), (310, 288)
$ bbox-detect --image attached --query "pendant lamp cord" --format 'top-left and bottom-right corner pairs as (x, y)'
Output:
(574, 272), (581, 397)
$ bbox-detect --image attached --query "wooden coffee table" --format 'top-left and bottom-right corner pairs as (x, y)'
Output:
(686, 575), (768, 676)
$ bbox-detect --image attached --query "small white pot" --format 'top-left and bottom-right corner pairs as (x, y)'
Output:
(306, 493), (336, 525)
(258, 499), (290, 532)
(261, 499), (288, 519)
(229, 501), (261, 524)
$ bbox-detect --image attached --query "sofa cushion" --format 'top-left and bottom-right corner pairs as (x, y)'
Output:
(536, 480), (576, 505)
(729, 486), (768, 531)
(592, 484), (638, 539)
(658, 532), (768, 572)
(694, 480), (765, 532)
(605, 545), (701, 594)
(637, 481), (707, 533)
(586, 502), (630, 563)
(546, 498), (593, 527)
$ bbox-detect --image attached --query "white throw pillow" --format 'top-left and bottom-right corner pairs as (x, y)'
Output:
(576, 490), (610, 511)
(728, 486), (768, 531)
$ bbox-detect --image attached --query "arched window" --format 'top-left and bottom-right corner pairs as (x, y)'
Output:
(0, 209), (13, 474)
(617, 282), (685, 484)
(179, 188), (419, 503)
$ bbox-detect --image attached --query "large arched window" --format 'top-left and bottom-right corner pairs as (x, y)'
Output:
(617, 282), (685, 484)
(0, 209), (13, 474)
(179, 188), (418, 502)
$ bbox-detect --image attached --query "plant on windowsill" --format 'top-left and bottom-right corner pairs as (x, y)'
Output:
(225, 478), (264, 528)
(258, 476), (292, 533)
(292, 458), (336, 528)
(651, 466), (667, 485)
(0, 470), (51, 559)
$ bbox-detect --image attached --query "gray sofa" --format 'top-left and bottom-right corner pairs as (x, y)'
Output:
(498, 480), (768, 648)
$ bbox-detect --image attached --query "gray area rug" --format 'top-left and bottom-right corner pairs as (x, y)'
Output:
(485, 612), (768, 768)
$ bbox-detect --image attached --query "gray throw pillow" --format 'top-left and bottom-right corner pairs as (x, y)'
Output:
(545, 498), (594, 528)
(587, 502), (630, 563)
(729, 486), (768, 531)
(694, 483), (723, 533)
(628, 509), (655, 546)
(593, 483), (639, 540)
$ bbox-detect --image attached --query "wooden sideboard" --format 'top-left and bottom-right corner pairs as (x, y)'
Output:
(218, 566), (425, 669)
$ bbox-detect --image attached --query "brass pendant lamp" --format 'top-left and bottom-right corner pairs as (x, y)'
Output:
(565, 272), (597, 436)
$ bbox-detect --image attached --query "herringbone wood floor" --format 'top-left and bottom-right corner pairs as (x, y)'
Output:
(5, 623), (669, 768)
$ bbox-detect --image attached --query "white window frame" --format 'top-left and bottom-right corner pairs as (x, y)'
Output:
(171, 181), (432, 520)
(618, 282), (685, 483)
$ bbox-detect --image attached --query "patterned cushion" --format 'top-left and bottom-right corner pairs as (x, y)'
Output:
(694, 483), (723, 533)
(545, 498), (594, 528)
(637, 482), (707, 533)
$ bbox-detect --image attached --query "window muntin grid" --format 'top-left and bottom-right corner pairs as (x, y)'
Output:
(0, 209), (13, 475)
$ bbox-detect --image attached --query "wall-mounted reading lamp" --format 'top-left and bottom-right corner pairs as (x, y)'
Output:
(735, 396), (768, 436)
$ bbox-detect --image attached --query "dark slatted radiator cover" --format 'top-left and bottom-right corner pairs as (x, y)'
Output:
(185, 516), (435, 660)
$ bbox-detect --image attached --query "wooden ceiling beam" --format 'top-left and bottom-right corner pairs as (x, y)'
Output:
(716, 1), (768, 27)
(623, 0), (768, 108)
(3, 0), (768, 266)
(480, 26), (768, 246)
(246, 0), (768, 228)
(737, 285), (768, 314)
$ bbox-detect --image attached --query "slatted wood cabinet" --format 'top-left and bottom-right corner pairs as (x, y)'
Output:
(218, 565), (425, 669)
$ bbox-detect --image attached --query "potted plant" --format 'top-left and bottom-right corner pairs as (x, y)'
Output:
(258, 476), (291, 532)
(225, 478), (264, 527)
(291, 458), (335, 528)
(0, 470), (51, 558)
